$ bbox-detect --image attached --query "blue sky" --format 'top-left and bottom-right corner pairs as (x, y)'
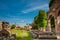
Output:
(0, 0), (50, 26)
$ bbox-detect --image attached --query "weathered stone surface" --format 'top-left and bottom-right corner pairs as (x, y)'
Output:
(47, 0), (60, 33)
(0, 29), (10, 37)
(0, 37), (3, 40)
(9, 36), (15, 40)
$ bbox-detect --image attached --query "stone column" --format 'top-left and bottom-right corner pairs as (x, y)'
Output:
(55, 17), (60, 33)
(47, 19), (51, 32)
(55, 18), (60, 39)
(55, 18), (58, 33)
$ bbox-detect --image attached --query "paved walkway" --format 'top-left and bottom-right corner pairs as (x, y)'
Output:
(33, 39), (39, 40)
(33, 39), (57, 40)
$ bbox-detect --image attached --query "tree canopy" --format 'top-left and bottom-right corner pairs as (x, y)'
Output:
(34, 10), (47, 29)
(11, 24), (16, 29)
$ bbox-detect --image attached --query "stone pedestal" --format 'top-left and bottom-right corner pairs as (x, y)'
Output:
(47, 20), (51, 32)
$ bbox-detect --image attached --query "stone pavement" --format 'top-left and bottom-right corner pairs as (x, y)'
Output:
(33, 39), (39, 40)
(33, 39), (57, 40)
(30, 30), (57, 40)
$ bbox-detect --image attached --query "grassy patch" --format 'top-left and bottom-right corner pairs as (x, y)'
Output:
(8, 29), (33, 40)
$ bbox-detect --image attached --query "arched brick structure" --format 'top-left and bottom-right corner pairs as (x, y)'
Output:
(47, 11), (56, 32)
(47, 0), (60, 33)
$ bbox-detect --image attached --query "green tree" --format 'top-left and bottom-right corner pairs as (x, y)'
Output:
(34, 10), (47, 31)
(11, 24), (16, 29)
(31, 21), (38, 29)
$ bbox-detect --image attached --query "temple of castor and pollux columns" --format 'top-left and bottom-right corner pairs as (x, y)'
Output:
(47, 0), (60, 33)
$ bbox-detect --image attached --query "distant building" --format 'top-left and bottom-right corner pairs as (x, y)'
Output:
(27, 24), (32, 30)
(0, 21), (2, 30)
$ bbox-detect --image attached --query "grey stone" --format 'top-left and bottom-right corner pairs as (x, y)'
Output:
(9, 36), (15, 40)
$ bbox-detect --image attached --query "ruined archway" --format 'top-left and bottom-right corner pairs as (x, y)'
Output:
(47, 13), (55, 32)
(46, 0), (60, 33)
(49, 15), (55, 32)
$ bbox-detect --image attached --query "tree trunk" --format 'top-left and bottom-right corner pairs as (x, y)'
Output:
(43, 27), (46, 32)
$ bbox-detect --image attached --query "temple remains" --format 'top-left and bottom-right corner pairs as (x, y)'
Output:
(47, 0), (60, 33)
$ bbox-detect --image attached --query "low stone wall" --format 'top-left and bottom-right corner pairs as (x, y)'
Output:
(0, 34), (16, 40)
(30, 30), (57, 39)
(39, 39), (57, 40)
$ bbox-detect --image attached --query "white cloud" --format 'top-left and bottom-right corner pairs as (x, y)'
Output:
(22, 4), (48, 13)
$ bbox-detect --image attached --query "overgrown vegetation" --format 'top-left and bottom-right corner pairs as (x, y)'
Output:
(8, 29), (33, 40)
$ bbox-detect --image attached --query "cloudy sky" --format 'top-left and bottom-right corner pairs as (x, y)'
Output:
(0, 0), (50, 26)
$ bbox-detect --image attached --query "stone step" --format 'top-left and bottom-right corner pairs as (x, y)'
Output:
(33, 39), (39, 40)
(33, 39), (57, 40)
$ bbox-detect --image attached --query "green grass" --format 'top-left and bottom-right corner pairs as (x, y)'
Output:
(8, 29), (33, 40)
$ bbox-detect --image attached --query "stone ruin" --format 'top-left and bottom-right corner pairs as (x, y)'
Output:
(30, 30), (57, 39)
(46, 0), (60, 39)
(31, 0), (60, 39)
(0, 22), (16, 40)
(33, 0), (60, 39)
(31, 1), (60, 39)
(0, 29), (10, 37)
(47, 0), (60, 33)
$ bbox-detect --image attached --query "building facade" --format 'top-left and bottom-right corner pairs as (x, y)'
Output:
(47, 0), (60, 33)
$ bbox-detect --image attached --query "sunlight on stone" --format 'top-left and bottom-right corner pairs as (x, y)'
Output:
(57, 35), (60, 39)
